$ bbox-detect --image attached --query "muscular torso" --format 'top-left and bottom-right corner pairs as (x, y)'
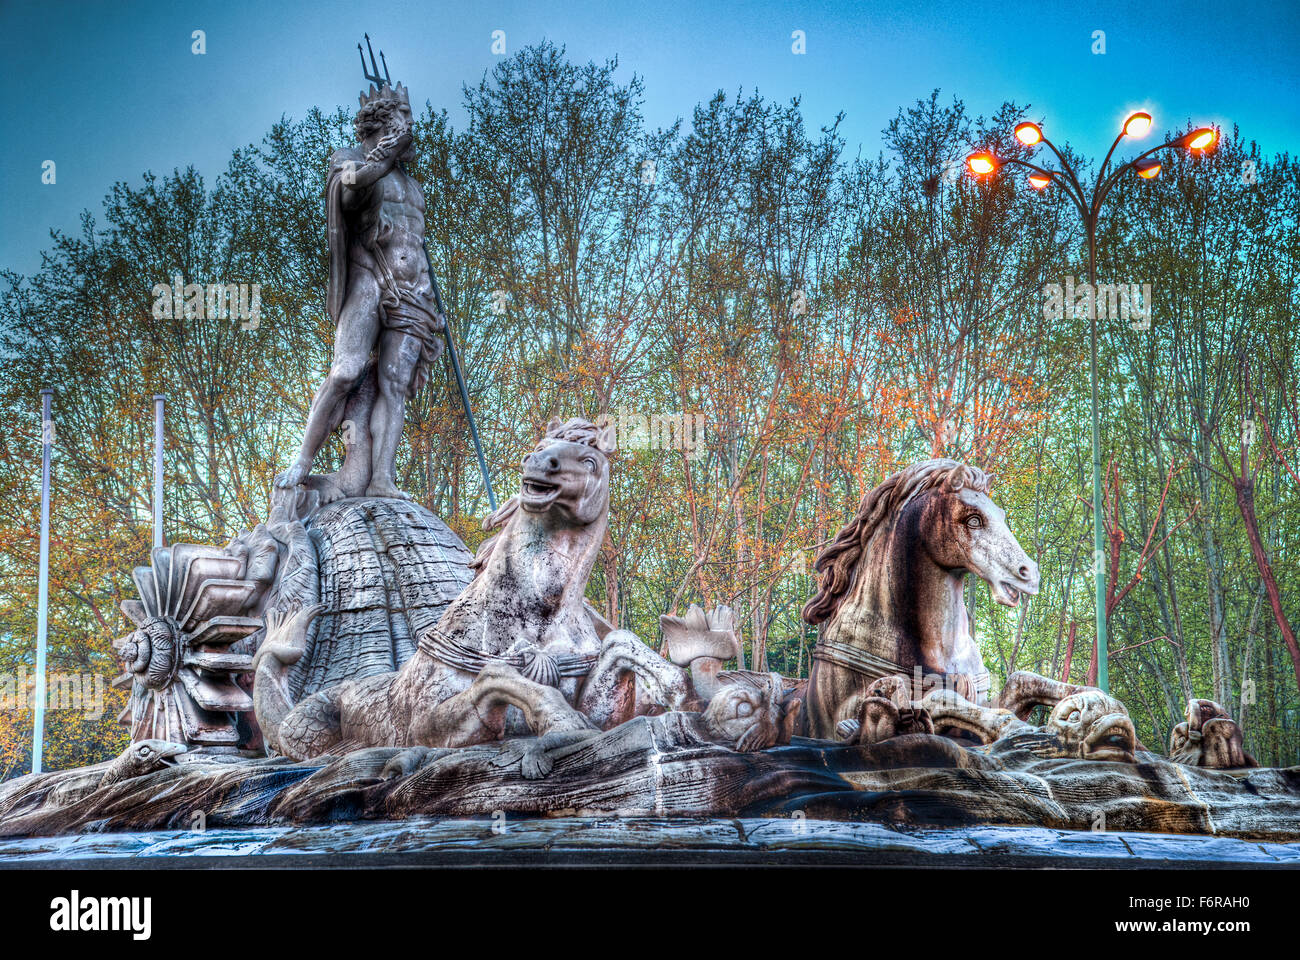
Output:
(344, 164), (433, 298)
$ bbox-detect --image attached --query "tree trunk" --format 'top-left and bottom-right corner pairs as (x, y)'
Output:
(1061, 621), (1077, 684)
(1234, 473), (1300, 692)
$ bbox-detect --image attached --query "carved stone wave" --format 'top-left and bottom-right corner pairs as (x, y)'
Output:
(1, 715), (1296, 841)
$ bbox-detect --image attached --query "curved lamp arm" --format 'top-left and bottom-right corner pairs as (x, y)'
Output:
(1096, 126), (1131, 186)
(1093, 136), (1189, 215)
(989, 155), (1089, 218)
(1038, 135), (1091, 213)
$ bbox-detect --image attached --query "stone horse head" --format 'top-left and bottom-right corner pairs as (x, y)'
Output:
(470, 416), (616, 571)
(518, 417), (613, 525)
(458, 417), (617, 669)
(798, 459), (1039, 738)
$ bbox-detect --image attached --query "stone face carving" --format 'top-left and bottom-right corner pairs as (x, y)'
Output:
(275, 79), (446, 502)
(1169, 699), (1258, 769)
(995, 671), (1140, 762)
(699, 671), (800, 752)
(913, 671), (1138, 763)
(835, 670), (1140, 764)
(800, 459), (1041, 738)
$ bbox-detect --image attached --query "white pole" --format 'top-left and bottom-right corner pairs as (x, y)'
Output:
(153, 395), (165, 550)
(33, 389), (52, 774)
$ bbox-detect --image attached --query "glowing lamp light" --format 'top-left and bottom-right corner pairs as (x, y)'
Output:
(1135, 158), (1162, 179)
(1186, 127), (1218, 151)
(1123, 112), (1152, 138)
(1027, 172), (1052, 189)
(1014, 122), (1043, 146)
(967, 152), (998, 175)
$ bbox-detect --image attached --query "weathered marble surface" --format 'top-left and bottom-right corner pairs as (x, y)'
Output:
(0, 816), (1295, 868)
(2, 717), (1296, 842)
(283, 497), (473, 700)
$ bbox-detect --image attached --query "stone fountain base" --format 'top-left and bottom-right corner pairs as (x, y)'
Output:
(1, 714), (1297, 850)
(2, 816), (1296, 868)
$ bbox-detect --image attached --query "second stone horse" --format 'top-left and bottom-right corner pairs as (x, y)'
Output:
(799, 459), (1041, 739)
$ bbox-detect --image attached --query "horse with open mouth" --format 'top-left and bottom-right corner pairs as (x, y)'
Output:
(253, 416), (693, 762)
(799, 459), (1040, 739)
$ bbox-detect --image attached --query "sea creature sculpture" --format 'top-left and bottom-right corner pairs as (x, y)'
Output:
(1169, 698), (1257, 769)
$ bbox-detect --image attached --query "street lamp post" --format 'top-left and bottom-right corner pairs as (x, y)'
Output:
(966, 116), (1218, 693)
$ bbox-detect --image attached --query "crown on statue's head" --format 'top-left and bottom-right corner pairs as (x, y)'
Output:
(359, 81), (409, 110)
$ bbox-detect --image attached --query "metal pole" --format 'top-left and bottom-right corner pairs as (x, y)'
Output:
(987, 124), (1201, 696)
(1086, 221), (1109, 693)
(153, 395), (165, 550)
(33, 389), (53, 774)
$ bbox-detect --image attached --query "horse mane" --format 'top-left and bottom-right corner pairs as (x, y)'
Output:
(543, 417), (608, 449)
(468, 417), (609, 576)
(801, 459), (992, 625)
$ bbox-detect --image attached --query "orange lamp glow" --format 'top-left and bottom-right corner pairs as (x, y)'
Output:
(1186, 127), (1218, 151)
(1135, 159), (1162, 179)
(1123, 112), (1152, 138)
(1028, 172), (1052, 189)
(1015, 122), (1043, 146)
(967, 152), (998, 175)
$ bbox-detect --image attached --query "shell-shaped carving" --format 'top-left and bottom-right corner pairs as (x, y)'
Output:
(281, 498), (474, 702)
(117, 498), (475, 749)
(114, 543), (263, 748)
(138, 617), (179, 689)
(520, 649), (561, 688)
(120, 626), (152, 674)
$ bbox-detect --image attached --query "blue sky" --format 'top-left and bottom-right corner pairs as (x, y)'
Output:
(2, 0), (1297, 277)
